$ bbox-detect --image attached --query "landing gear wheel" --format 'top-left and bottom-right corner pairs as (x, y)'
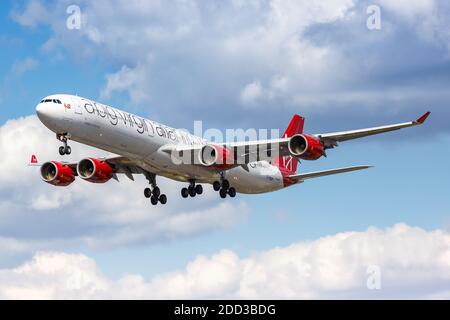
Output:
(57, 134), (72, 155)
(152, 186), (161, 197)
(213, 181), (221, 191)
(228, 187), (236, 198)
(222, 179), (230, 190)
(195, 184), (203, 195)
(219, 189), (227, 199)
(150, 196), (158, 205)
(188, 186), (196, 197)
(159, 194), (167, 204)
(144, 188), (152, 198)
(181, 188), (189, 198)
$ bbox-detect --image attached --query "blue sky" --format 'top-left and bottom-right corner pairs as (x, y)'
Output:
(0, 0), (449, 298)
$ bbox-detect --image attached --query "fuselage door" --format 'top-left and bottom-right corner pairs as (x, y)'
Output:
(72, 97), (83, 115)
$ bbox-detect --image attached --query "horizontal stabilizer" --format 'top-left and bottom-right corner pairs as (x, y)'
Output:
(289, 165), (372, 181)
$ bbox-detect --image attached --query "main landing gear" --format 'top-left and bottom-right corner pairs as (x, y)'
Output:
(144, 174), (167, 205)
(181, 180), (203, 198)
(57, 133), (71, 155)
(213, 175), (236, 199)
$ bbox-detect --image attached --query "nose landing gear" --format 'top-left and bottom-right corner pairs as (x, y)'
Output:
(57, 133), (71, 155)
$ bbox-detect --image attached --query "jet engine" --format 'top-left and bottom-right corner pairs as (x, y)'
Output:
(40, 161), (75, 186)
(77, 158), (113, 183)
(198, 145), (234, 170)
(288, 134), (324, 160)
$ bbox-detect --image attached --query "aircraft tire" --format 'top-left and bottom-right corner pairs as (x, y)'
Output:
(153, 186), (161, 197)
(222, 179), (230, 190)
(159, 194), (167, 204)
(213, 181), (221, 191)
(188, 186), (196, 197)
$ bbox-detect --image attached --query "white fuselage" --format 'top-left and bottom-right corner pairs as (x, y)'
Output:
(36, 94), (285, 194)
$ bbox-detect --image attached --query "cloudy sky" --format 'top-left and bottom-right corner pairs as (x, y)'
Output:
(0, 0), (449, 299)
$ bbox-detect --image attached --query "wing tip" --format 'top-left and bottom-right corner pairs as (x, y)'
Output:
(415, 111), (431, 124)
(27, 154), (39, 166)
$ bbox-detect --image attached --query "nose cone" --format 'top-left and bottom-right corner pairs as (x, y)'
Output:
(36, 102), (44, 117)
(36, 102), (49, 121)
(36, 102), (57, 129)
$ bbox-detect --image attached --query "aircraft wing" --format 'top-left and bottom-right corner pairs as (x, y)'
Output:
(288, 165), (372, 182)
(104, 156), (148, 181)
(161, 111), (430, 167)
(315, 112), (430, 149)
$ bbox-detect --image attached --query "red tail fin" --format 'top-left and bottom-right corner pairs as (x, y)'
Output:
(274, 114), (304, 175)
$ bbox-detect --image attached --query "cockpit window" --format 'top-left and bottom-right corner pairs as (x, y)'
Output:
(40, 99), (62, 104)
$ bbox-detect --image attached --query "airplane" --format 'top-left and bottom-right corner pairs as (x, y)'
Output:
(33, 94), (430, 205)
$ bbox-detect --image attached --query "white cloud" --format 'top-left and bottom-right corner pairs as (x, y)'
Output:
(101, 64), (151, 104)
(378, 0), (434, 20)
(10, 0), (450, 125)
(240, 76), (290, 106)
(10, 57), (38, 77)
(11, 0), (450, 125)
(10, 0), (354, 109)
(0, 224), (448, 299)
(0, 116), (249, 254)
(0, 252), (110, 299)
(10, 0), (48, 28)
(240, 81), (263, 105)
(31, 192), (72, 210)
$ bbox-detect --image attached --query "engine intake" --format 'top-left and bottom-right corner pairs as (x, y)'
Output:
(288, 134), (324, 160)
(77, 158), (113, 183)
(40, 161), (75, 187)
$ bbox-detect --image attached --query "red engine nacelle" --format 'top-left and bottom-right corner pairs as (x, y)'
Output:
(77, 158), (113, 183)
(198, 145), (235, 170)
(40, 161), (75, 187)
(288, 134), (324, 160)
